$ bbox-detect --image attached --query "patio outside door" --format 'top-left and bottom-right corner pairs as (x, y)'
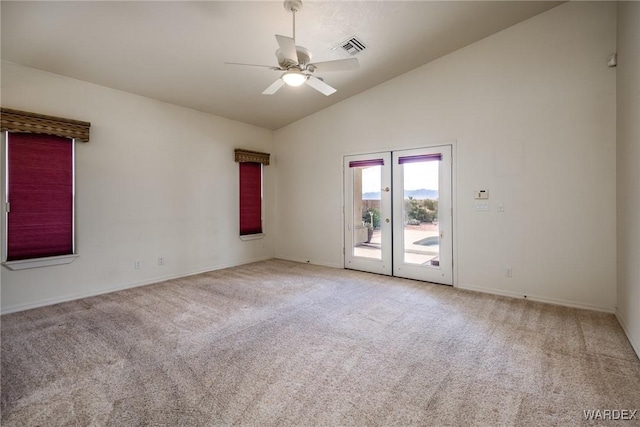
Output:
(344, 146), (453, 285)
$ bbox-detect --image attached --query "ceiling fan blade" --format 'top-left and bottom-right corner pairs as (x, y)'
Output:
(310, 58), (359, 73)
(275, 34), (299, 64)
(306, 76), (336, 96)
(225, 62), (281, 70)
(262, 79), (285, 95)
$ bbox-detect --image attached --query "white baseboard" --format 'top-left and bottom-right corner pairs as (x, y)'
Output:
(274, 255), (343, 269)
(616, 308), (640, 360)
(0, 255), (272, 315)
(455, 283), (616, 314)
(277, 262), (614, 314)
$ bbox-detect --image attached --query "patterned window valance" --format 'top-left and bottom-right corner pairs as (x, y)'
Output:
(1, 107), (91, 143)
(234, 149), (270, 166)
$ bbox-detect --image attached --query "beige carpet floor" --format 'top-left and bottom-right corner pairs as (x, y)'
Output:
(1, 259), (639, 426)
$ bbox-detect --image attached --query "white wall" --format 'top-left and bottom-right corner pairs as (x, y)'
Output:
(1, 61), (275, 313)
(274, 2), (617, 311)
(616, 1), (640, 356)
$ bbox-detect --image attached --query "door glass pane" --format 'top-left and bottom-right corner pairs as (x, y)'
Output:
(352, 165), (381, 260)
(402, 161), (440, 266)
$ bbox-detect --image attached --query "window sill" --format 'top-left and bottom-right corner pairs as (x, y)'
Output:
(3, 254), (79, 271)
(239, 233), (265, 241)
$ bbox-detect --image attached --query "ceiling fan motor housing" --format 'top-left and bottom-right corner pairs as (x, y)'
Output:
(276, 46), (312, 70)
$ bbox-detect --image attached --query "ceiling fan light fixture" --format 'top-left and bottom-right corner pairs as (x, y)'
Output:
(227, 0), (354, 96)
(282, 71), (307, 87)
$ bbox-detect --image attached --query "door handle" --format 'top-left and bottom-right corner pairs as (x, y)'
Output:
(440, 231), (444, 239)
(386, 218), (390, 223)
(381, 187), (390, 192)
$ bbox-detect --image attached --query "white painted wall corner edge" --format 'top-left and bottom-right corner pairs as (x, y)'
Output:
(616, 309), (640, 360)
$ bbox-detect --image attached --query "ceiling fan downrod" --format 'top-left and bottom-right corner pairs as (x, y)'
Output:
(284, 0), (303, 45)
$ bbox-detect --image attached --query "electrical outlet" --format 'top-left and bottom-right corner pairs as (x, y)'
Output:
(505, 267), (512, 277)
(134, 260), (141, 270)
(158, 257), (165, 266)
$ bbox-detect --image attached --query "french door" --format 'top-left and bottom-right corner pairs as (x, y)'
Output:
(344, 145), (453, 285)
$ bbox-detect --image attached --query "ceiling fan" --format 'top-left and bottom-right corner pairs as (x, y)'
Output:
(225, 0), (359, 96)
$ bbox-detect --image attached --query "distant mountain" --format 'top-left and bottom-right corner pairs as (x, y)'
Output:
(362, 192), (381, 200)
(405, 189), (438, 199)
(362, 188), (438, 200)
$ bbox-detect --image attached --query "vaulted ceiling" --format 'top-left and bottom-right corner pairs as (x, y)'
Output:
(1, 1), (562, 130)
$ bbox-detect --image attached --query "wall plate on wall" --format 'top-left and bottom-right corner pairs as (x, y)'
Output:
(475, 201), (489, 211)
(475, 190), (489, 199)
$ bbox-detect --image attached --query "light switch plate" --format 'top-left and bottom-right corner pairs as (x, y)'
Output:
(475, 190), (489, 199)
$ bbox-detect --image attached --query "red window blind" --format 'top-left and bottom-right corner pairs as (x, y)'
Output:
(239, 162), (262, 235)
(7, 133), (73, 260)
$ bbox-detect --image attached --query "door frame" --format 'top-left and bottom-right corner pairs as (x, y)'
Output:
(392, 145), (453, 285)
(343, 151), (392, 276)
(341, 141), (458, 286)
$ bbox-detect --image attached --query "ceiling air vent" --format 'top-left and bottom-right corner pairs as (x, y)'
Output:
(335, 36), (367, 56)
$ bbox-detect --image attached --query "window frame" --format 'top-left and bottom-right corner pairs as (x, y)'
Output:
(2, 131), (79, 270)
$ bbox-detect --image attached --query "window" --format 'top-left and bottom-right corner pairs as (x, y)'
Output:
(5, 132), (74, 260)
(234, 149), (269, 238)
(239, 162), (263, 235)
(1, 108), (90, 269)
